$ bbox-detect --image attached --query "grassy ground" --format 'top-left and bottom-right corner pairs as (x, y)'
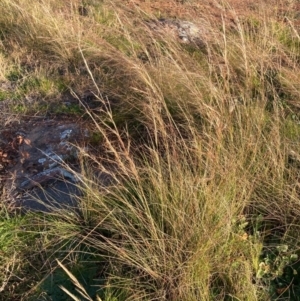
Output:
(1, 0), (300, 300)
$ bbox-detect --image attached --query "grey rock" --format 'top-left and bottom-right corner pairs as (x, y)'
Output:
(19, 167), (80, 191)
(1, 119), (89, 212)
(145, 18), (208, 48)
(19, 180), (81, 213)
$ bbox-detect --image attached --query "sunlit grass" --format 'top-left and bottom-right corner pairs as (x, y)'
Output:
(1, 0), (300, 300)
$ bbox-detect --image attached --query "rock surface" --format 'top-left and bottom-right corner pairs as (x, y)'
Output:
(145, 18), (209, 48)
(0, 118), (88, 212)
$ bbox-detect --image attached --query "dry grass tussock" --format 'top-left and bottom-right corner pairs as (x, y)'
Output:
(1, 0), (300, 300)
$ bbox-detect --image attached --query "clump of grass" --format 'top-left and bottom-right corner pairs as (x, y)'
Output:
(0, 210), (52, 300)
(1, 1), (300, 300)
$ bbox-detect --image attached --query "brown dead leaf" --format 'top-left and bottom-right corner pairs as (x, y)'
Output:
(16, 135), (24, 144)
(20, 151), (30, 159)
(23, 138), (31, 146)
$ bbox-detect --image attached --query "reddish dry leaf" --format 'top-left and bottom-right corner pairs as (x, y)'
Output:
(23, 138), (31, 146)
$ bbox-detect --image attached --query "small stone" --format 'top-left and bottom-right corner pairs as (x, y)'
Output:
(38, 158), (47, 164)
(60, 129), (73, 140)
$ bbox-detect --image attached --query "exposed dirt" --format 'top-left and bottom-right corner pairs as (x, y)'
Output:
(126, 0), (300, 27)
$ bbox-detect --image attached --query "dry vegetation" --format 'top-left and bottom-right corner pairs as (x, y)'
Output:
(1, 0), (300, 300)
